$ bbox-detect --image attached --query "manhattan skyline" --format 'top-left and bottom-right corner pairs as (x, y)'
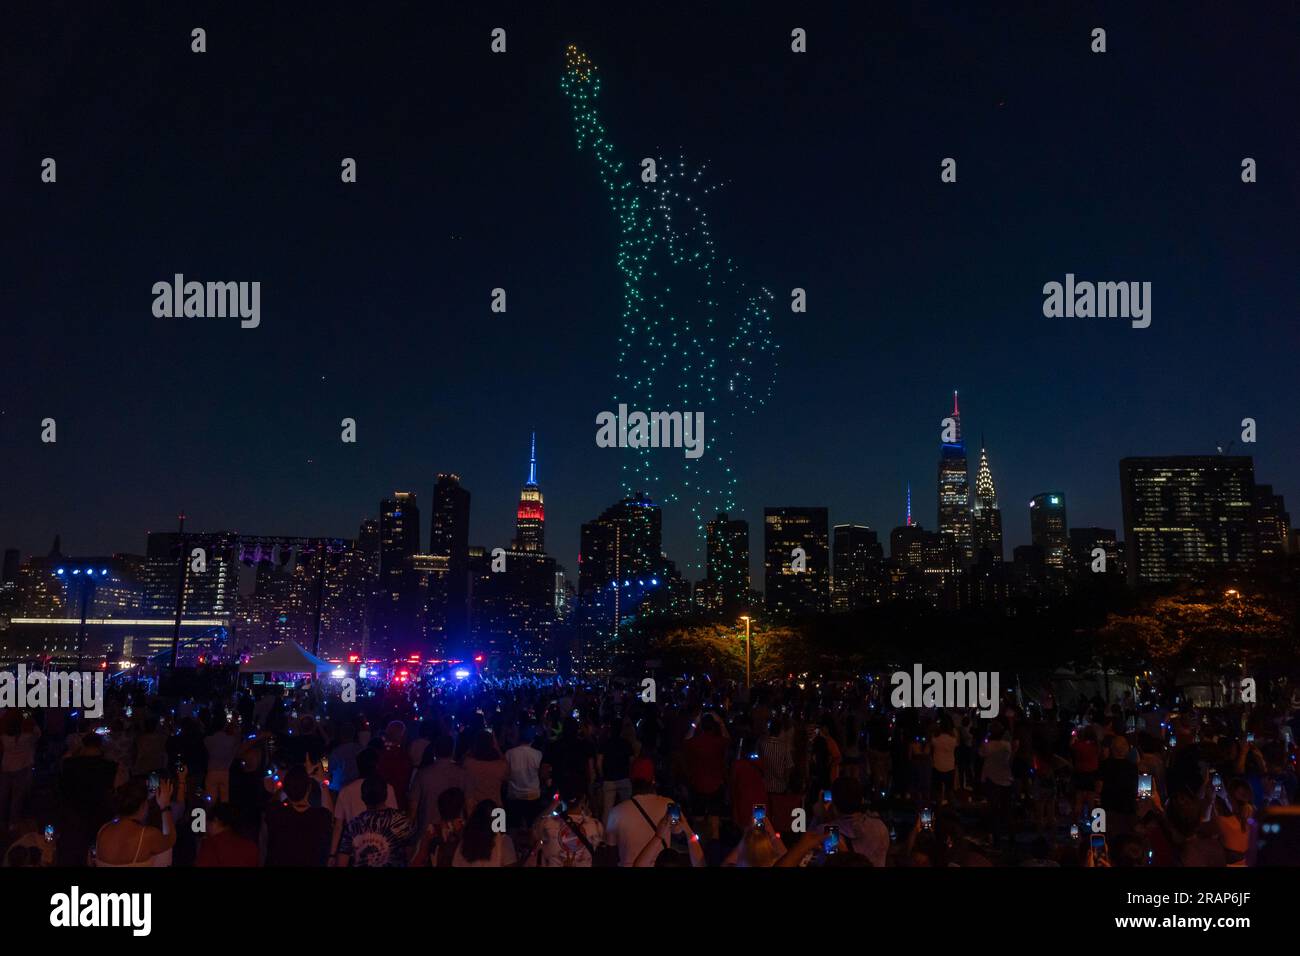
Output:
(3, 3), (1296, 580)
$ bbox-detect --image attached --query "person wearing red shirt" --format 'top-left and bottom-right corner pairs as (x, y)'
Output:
(1070, 729), (1101, 818)
(683, 715), (728, 839)
(730, 749), (767, 833)
(195, 804), (259, 867)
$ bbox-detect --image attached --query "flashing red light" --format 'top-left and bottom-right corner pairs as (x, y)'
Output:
(473, 654), (484, 664)
(99, 661), (108, 669)
(347, 654), (360, 663)
(408, 653), (422, 662)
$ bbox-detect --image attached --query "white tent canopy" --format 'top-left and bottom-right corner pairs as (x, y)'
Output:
(238, 641), (333, 675)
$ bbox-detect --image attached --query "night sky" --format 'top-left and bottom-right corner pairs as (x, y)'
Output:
(3, 2), (1297, 582)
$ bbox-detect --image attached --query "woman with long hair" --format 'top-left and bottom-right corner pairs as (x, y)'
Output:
(452, 799), (516, 867)
(462, 730), (510, 815)
(93, 777), (177, 867)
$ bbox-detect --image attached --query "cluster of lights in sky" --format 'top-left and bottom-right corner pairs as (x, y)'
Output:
(562, 45), (777, 565)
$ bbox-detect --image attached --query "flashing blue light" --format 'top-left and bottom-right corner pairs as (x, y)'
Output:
(101, 568), (109, 576)
(623, 580), (630, 587)
(454, 668), (471, 680)
(56, 568), (65, 575)
(651, 578), (658, 585)
(72, 569), (81, 575)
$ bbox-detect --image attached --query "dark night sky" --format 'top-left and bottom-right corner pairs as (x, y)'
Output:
(3, 1), (1297, 583)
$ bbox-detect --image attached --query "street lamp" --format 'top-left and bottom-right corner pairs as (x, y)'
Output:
(740, 615), (751, 689)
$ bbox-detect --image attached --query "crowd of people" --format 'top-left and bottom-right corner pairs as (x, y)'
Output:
(0, 670), (1296, 868)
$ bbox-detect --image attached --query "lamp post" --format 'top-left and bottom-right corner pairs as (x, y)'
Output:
(740, 615), (751, 689)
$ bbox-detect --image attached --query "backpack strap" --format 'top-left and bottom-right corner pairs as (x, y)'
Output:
(560, 814), (597, 857)
(628, 797), (668, 849)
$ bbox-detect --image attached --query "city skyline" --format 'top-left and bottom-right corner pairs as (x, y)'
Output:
(3, 419), (1292, 595)
(4, 5), (1297, 588)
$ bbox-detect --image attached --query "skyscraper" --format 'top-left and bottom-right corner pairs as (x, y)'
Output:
(1252, 484), (1291, 558)
(513, 432), (545, 553)
(937, 391), (973, 565)
(1029, 493), (1068, 569)
(1120, 456), (1257, 586)
(764, 507), (830, 616)
(705, 512), (750, 615)
(832, 524), (882, 611)
(971, 444), (1003, 564)
(1068, 527), (1120, 578)
(377, 493), (420, 654)
(430, 474), (471, 641)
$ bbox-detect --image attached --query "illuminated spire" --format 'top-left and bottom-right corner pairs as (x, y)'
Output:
(527, 431), (538, 487)
(906, 483), (913, 527)
(975, 445), (997, 508)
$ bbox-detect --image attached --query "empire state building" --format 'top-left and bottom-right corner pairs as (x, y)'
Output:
(513, 432), (545, 553)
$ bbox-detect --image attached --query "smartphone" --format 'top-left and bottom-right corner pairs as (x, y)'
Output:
(147, 773), (160, 795)
(1212, 773), (1223, 791)
(43, 824), (55, 843)
(667, 802), (681, 825)
(920, 807), (933, 831)
(571, 708), (580, 719)
(1138, 774), (1153, 800)
(322, 756), (330, 773)
(1069, 824), (1080, 842)
(95, 725), (110, 737)
(1090, 833), (1107, 860)
(1169, 735), (1177, 747)
(1247, 733), (1255, 745)
(752, 804), (767, 829)
(821, 789), (833, 804)
(823, 825), (840, 855)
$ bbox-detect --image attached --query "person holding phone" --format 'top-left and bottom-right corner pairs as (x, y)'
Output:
(605, 757), (672, 866)
(93, 777), (177, 867)
(633, 805), (705, 867)
(1097, 735), (1139, 837)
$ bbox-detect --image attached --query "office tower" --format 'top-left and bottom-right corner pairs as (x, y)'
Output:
(764, 507), (830, 616)
(937, 391), (973, 565)
(2, 549), (19, 583)
(430, 474), (471, 640)
(1252, 485), (1291, 558)
(318, 527), (376, 658)
(469, 549), (558, 672)
(832, 524), (882, 611)
(971, 445), (1003, 563)
(578, 493), (663, 599)
(705, 512), (750, 615)
(577, 493), (665, 664)
(1120, 456), (1257, 586)
(377, 493), (420, 655)
(513, 433), (546, 553)
(888, 523), (955, 609)
(140, 530), (239, 619)
(1029, 493), (1068, 569)
(1068, 527), (1120, 578)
